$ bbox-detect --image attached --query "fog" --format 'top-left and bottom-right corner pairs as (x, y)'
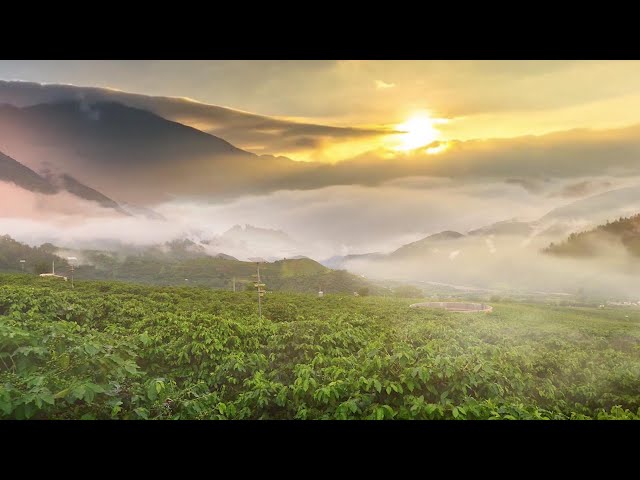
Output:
(3, 171), (640, 298)
(0, 175), (562, 253)
(341, 233), (640, 299)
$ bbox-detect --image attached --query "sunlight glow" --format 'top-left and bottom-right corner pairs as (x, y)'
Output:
(394, 113), (448, 152)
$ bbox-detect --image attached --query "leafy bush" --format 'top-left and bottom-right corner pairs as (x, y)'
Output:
(1, 273), (639, 420)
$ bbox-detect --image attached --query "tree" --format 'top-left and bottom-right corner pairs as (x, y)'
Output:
(357, 287), (370, 297)
(33, 261), (50, 274)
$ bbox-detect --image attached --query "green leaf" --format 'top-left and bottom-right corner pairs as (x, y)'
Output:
(40, 391), (55, 406)
(0, 398), (12, 415)
(134, 407), (149, 420)
(57, 353), (70, 369)
(124, 362), (139, 375)
(71, 385), (86, 401)
(84, 344), (99, 356)
(147, 382), (158, 401)
(139, 332), (151, 346)
(87, 383), (105, 394)
(376, 407), (385, 420)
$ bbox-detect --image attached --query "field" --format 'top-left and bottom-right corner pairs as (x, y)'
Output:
(1, 273), (639, 419)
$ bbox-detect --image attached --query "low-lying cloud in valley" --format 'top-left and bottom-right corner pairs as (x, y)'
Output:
(3, 79), (640, 298)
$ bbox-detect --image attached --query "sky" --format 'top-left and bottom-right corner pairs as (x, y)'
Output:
(3, 60), (640, 274)
(4, 60), (640, 161)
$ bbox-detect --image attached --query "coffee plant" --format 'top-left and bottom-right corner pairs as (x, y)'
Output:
(1, 273), (639, 419)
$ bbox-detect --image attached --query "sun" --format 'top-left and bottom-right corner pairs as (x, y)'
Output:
(394, 112), (448, 152)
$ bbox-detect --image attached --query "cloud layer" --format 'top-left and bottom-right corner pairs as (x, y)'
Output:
(0, 81), (388, 160)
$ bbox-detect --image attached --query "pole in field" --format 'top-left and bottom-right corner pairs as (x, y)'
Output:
(249, 258), (267, 319)
(233, 276), (236, 292)
(67, 257), (77, 288)
(257, 265), (262, 318)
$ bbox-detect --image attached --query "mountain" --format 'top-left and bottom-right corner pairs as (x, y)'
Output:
(0, 80), (382, 162)
(320, 232), (466, 269)
(118, 202), (166, 221)
(204, 225), (306, 261)
(390, 231), (465, 257)
(0, 100), (265, 203)
(56, 174), (128, 214)
(0, 150), (127, 215)
(541, 186), (640, 225)
(0, 150), (57, 194)
(544, 213), (640, 257)
(0, 100), (245, 162)
(468, 220), (534, 237)
(454, 188), (640, 242)
(0, 234), (381, 295)
(222, 225), (293, 244)
(0, 235), (69, 274)
(321, 253), (386, 270)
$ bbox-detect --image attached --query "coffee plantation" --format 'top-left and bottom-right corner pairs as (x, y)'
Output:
(1, 273), (639, 419)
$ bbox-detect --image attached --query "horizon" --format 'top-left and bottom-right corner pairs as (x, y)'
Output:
(2, 61), (640, 296)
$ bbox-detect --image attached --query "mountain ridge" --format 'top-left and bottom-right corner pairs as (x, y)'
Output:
(0, 150), (127, 214)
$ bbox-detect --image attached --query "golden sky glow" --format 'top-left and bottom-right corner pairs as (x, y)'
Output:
(6, 61), (640, 162)
(392, 112), (448, 151)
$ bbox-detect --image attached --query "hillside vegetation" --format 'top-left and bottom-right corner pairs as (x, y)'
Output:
(544, 214), (640, 257)
(1, 274), (639, 419)
(0, 235), (380, 295)
(0, 235), (69, 274)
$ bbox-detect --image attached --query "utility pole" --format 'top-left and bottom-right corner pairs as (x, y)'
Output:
(257, 265), (262, 319)
(252, 262), (266, 319)
(233, 276), (236, 293)
(67, 257), (77, 289)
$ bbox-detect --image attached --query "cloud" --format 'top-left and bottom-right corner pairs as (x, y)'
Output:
(1, 174), (559, 259)
(505, 178), (547, 194)
(375, 80), (396, 90)
(5, 81), (640, 205)
(550, 180), (613, 198)
(0, 81), (388, 159)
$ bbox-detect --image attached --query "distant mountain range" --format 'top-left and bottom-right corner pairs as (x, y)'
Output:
(390, 231), (465, 258)
(0, 98), (311, 204)
(202, 224), (307, 261)
(0, 150), (57, 194)
(544, 213), (640, 258)
(468, 220), (534, 237)
(0, 150), (128, 214)
(324, 186), (640, 271)
(321, 253), (386, 269)
(541, 186), (640, 224)
(0, 234), (382, 295)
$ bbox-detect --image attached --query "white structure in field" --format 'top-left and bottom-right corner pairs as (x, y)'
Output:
(39, 261), (68, 281)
